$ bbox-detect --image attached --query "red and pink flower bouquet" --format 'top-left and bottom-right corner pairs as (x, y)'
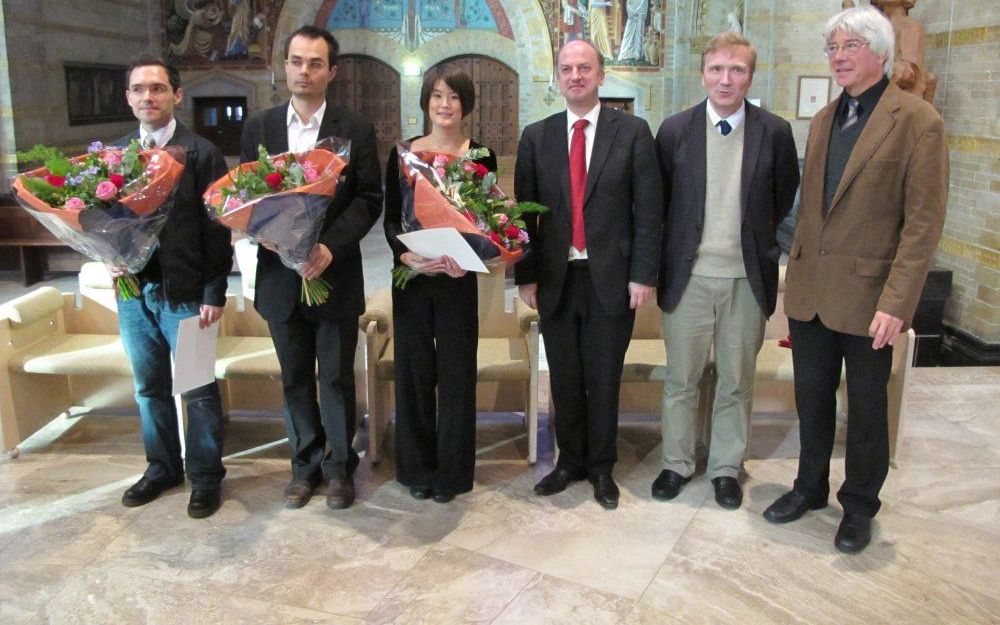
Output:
(203, 137), (349, 305)
(11, 140), (185, 299)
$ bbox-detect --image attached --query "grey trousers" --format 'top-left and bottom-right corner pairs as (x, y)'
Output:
(660, 275), (765, 479)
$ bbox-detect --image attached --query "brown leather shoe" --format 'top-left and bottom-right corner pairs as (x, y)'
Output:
(283, 478), (315, 509)
(326, 476), (355, 510)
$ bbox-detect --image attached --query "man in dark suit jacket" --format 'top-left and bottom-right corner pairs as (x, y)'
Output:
(115, 56), (232, 519)
(515, 40), (663, 510)
(240, 26), (382, 510)
(764, 7), (947, 553)
(653, 33), (799, 510)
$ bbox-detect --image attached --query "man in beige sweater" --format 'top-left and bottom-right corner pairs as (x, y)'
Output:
(653, 32), (800, 509)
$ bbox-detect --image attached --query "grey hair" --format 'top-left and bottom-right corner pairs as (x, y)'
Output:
(823, 6), (895, 75)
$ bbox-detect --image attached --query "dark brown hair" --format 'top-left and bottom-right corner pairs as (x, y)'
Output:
(284, 25), (340, 68)
(126, 55), (181, 92)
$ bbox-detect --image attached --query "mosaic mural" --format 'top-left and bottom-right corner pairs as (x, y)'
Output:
(544, 0), (668, 70)
(320, 0), (515, 51)
(163, 0), (286, 68)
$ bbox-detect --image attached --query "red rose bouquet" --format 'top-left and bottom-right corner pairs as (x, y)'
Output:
(392, 144), (547, 288)
(203, 137), (349, 305)
(11, 140), (185, 299)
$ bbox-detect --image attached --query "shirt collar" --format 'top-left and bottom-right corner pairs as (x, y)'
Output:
(706, 99), (746, 131)
(838, 75), (889, 118)
(287, 100), (327, 129)
(567, 103), (602, 133)
(139, 117), (177, 148)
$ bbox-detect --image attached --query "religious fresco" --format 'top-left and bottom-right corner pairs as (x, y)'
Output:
(318, 0), (515, 52)
(163, 0), (286, 68)
(544, 0), (667, 70)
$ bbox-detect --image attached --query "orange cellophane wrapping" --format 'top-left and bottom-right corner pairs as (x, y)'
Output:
(204, 148), (347, 231)
(406, 150), (523, 265)
(10, 148), (185, 230)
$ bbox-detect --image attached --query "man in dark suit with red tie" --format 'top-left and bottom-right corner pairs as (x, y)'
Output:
(240, 26), (382, 510)
(514, 39), (663, 509)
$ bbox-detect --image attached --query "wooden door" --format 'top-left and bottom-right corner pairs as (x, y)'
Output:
(193, 96), (247, 156)
(422, 56), (519, 157)
(327, 55), (401, 166)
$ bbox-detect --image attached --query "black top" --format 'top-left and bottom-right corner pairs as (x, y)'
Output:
(824, 76), (890, 215)
(383, 138), (498, 266)
(115, 122), (232, 306)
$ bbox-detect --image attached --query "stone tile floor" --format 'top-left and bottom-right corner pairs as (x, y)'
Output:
(0, 367), (997, 624)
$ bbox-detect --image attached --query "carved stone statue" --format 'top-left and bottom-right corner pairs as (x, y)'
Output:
(873, 0), (938, 103)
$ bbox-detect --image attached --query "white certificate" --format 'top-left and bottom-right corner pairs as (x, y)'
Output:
(172, 316), (219, 396)
(397, 228), (490, 273)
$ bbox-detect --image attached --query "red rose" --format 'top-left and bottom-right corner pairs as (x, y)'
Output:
(108, 173), (126, 189)
(264, 172), (284, 190)
(44, 174), (66, 187)
(504, 224), (521, 239)
(473, 163), (490, 177)
(489, 231), (502, 245)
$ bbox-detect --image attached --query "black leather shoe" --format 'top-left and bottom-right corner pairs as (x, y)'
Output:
(187, 488), (221, 519)
(533, 467), (586, 496)
(591, 474), (620, 510)
(651, 469), (690, 501)
(835, 513), (872, 554)
(283, 478), (316, 509)
(763, 490), (827, 524)
(409, 485), (432, 500)
(432, 491), (456, 504)
(326, 476), (356, 510)
(712, 477), (743, 510)
(121, 475), (183, 507)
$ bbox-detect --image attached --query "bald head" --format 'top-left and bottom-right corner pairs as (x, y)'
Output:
(556, 39), (605, 115)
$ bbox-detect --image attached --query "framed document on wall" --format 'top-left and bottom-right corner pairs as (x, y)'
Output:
(64, 63), (132, 126)
(796, 76), (832, 119)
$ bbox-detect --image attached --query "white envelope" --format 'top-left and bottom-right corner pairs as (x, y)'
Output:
(172, 316), (219, 396)
(396, 227), (490, 273)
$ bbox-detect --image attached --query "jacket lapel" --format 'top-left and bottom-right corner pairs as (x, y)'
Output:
(318, 100), (340, 144)
(805, 101), (836, 221)
(583, 106), (619, 207)
(265, 105), (289, 153)
(740, 102), (763, 219)
(829, 84), (900, 213)
(546, 111), (570, 217)
(688, 102), (708, 222)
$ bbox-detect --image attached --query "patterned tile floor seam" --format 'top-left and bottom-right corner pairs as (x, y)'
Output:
(484, 571), (546, 625)
(633, 495), (709, 606)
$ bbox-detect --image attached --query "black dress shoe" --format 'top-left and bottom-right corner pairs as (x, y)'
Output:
(121, 475), (183, 507)
(591, 474), (620, 510)
(533, 467), (586, 496)
(326, 476), (356, 510)
(409, 485), (432, 500)
(835, 513), (872, 554)
(650, 469), (691, 501)
(763, 490), (827, 524)
(432, 491), (456, 504)
(187, 488), (221, 519)
(283, 478), (316, 509)
(712, 477), (743, 510)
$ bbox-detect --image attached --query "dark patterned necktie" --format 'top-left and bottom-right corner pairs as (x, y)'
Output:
(143, 136), (156, 148)
(841, 98), (860, 131)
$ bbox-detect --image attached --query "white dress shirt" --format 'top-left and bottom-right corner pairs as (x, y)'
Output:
(139, 117), (177, 148)
(706, 99), (746, 134)
(286, 100), (327, 153)
(566, 103), (601, 260)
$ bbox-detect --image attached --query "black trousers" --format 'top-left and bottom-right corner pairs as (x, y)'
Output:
(268, 308), (360, 483)
(790, 315), (893, 517)
(542, 263), (634, 477)
(392, 273), (478, 495)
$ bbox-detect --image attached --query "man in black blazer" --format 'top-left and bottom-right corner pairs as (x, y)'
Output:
(115, 56), (232, 519)
(653, 32), (799, 509)
(515, 40), (663, 510)
(240, 26), (382, 510)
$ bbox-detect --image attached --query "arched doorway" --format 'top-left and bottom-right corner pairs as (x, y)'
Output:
(326, 55), (401, 166)
(422, 55), (519, 157)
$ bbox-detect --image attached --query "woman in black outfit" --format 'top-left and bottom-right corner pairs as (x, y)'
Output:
(383, 69), (497, 503)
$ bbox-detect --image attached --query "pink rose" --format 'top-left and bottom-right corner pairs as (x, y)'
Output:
(63, 197), (85, 210)
(223, 196), (243, 211)
(102, 151), (122, 167)
(433, 154), (449, 168)
(497, 214), (509, 225)
(95, 180), (119, 201)
(434, 167), (446, 178)
(302, 162), (319, 183)
(462, 162), (477, 173)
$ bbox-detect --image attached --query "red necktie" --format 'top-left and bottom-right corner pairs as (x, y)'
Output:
(570, 118), (589, 252)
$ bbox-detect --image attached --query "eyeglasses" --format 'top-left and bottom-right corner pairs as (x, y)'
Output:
(285, 58), (328, 72)
(824, 39), (869, 57)
(128, 84), (171, 96)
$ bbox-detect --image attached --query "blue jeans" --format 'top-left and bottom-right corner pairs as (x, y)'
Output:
(118, 283), (226, 489)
